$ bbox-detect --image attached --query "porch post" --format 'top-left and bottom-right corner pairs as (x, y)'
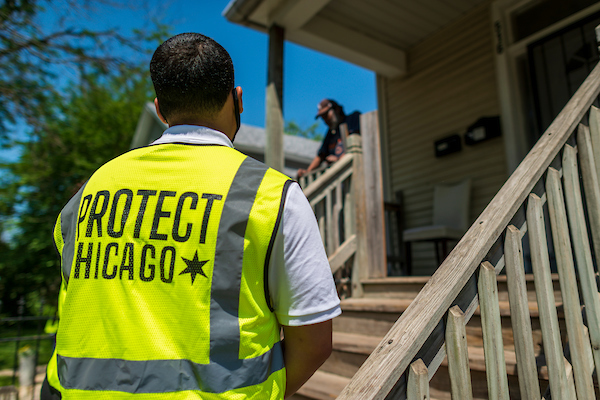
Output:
(265, 24), (285, 172)
(360, 111), (387, 278)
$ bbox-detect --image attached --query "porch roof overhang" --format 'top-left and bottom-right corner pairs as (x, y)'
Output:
(224, 0), (487, 78)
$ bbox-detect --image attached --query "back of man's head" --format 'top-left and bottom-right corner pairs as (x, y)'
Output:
(150, 33), (234, 123)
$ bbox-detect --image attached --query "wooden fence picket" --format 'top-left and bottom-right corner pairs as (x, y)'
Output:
(527, 193), (571, 399)
(546, 166), (595, 399)
(325, 188), (334, 254)
(333, 182), (342, 247)
(572, 126), (600, 375)
(446, 306), (473, 400)
(316, 201), (326, 247)
(588, 105), (600, 179)
(407, 359), (429, 400)
(504, 225), (541, 399)
(577, 123), (600, 266)
(477, 262), (509, 400)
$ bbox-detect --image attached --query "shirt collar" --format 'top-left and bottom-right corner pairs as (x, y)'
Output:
(151, 125), (233, 148)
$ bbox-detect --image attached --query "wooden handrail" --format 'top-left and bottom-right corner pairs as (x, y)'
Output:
(301, 141), (357, 293)
(303, 153), (354, 200)
(337, 61), (600, 399)
(298, 164), (328, 189)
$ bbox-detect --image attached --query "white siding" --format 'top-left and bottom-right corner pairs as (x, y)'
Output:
(382, 2), (507, 275)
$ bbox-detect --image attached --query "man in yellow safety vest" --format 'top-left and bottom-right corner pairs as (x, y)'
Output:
(42, 32), (341, 399)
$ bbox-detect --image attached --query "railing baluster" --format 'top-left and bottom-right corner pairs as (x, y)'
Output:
(407, 359), (429, 400)
(326, 188), (334, 255)
(527, 193), (571, 399)
(344, 177), (354, 239)
(302, 153), (359, 295)
(504, 225), (541, 399)
(546, 166), (595, 399)
(588, 105), (600, 179)
(576, 125), (600, 376)
(446, 305), (473, 400)
(316, 200), (326, 247)
(333, 182), (342, 249)
(477, 262), (509, 400)
(577, 122), (600, 269)
(299, 175), (307, 189)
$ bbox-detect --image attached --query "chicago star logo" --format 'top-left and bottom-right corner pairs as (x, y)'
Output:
(179, 250), (209, 284)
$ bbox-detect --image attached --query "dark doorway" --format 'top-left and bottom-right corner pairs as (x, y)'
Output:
(527, 12), (600, 137)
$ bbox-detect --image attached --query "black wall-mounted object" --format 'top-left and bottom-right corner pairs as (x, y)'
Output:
(434, 134), (462, 157)
(464, 116), (501, 145)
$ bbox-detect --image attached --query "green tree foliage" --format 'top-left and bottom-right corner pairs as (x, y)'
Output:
(0, 0), (165, 137)
(285, 120), (323, 142)
(0, 0), (167, 315)
(0, 67), (155, 315)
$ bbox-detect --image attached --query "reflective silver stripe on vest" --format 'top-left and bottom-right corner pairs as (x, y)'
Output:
(60, 182), (88, 285)
(211, 156), (269, 368)
(57, 156), (285, 394)
(57, 342), (284, 393)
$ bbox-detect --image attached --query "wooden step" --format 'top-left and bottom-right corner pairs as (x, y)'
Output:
(336, 296), (560, 340)
(334, 298), (410, 336)
(321, 332), (381, 378)
(342, 296), (560, 317)
(333, 331), (381, 355)
(341, 297), (413, 313)
(430, 363), (520, 399)
(361, 274), (562, 303)
(314, 273), (565, 399)
(327, 297), (568, 389)
(342, 297), (556, 314)
(297, 337), (553, 399)
(496, 273), (561, 302)
(362, 276), (429, 299)
(458, 346), (565, 379)
(465, 301), (567, 350)
(293, 370), (448, 400)
(431, 344), (563, 399)
(328, 332), (545, 381)
(294, 370), (350, 400)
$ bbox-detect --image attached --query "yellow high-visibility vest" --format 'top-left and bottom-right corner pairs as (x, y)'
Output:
(48, 142), (292, 399)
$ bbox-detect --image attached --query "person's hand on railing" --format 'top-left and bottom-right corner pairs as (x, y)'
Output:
(297, 155), (324, 180)
(297, 168), (308, 178)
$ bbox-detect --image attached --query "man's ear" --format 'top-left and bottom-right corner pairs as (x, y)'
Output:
(154, 98), (168, 125)
(236, 86), (243, 114)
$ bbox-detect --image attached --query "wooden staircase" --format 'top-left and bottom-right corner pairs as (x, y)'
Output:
(292, 275), (568, 400)
(297, 59), (600, 399)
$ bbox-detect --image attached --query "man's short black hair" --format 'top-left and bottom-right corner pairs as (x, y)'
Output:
(150, 33), (234, 122)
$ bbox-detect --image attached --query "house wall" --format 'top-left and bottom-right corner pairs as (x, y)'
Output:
(381, 2), (508, 275)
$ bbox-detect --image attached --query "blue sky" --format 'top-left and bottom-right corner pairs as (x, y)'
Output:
(166, 1), (377, 130)
(0, 1), (376, 164)
(50, 0), (377, 132)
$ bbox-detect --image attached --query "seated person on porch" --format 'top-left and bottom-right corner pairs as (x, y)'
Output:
(297, 99), (360, 178)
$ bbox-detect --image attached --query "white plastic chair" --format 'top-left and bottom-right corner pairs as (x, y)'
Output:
(403, 179), (471, 272)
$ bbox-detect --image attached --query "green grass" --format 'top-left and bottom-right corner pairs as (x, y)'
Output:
(0, 375), (15, 387)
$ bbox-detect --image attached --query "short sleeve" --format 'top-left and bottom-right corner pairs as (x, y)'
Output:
(317, 131), (332, 159)
(268, 182), (341, 326)
(346, 112), (361, 134)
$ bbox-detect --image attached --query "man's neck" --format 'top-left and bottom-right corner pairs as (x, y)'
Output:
(168, 121), (233, 142)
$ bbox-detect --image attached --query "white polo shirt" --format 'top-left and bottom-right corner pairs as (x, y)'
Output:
(152, 125), (342, 326)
